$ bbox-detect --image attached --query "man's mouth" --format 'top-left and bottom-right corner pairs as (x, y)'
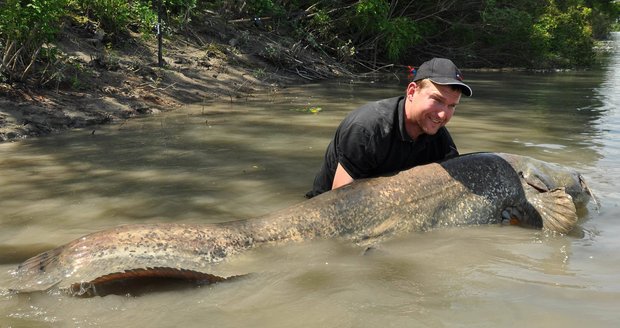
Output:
(430, 117), (443, 125)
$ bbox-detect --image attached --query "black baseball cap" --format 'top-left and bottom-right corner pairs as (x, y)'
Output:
(413, 58), (472, 97)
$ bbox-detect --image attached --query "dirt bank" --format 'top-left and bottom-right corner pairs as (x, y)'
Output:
(0, 16), (351, 142)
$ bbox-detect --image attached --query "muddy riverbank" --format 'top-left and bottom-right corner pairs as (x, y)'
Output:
(0, 16), (352, 141)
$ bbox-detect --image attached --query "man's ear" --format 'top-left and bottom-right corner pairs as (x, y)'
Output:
(406, 82), (417, 100)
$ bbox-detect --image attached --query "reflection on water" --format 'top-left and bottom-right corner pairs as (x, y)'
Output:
(1, 33), (620, 327)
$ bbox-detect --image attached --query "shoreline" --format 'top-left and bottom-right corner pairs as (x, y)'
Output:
(0, 17), (348, 142)
(2, 22), (614, 143)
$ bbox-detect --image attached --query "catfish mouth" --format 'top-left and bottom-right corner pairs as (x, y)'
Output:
(501, 206), (541, 229)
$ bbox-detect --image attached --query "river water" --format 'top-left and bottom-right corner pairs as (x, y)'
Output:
(1, 34), (619, 327)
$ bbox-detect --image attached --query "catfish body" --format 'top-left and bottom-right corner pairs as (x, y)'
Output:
(10, 153), (592, 296)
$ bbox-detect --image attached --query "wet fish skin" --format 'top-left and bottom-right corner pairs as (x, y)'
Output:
(9, 152), (592, 296)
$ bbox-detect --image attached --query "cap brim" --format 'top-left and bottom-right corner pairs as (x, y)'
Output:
(429, 77), (473, 97)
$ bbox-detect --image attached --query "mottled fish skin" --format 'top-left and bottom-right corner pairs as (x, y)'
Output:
(10, 153), (592, 295)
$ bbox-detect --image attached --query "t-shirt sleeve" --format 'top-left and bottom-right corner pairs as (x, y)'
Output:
(335, 123), (379, 179)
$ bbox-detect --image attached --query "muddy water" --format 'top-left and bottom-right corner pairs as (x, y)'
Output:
(1, 34), (619, 327)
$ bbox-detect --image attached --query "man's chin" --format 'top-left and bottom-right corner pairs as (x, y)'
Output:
(423, 126), (441, 135)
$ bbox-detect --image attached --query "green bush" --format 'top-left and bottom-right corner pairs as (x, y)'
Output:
(0, 0), (68, 82)
(535, 4), (594, 67)
(130, 1), (158, 36)
(354, 0), (390, 35)
(481, 5), (541, 66)
(161, 0), (198, 26)
(476, 0), (600, 67)
(352, 0), (422, 61)
(0, 0), (199, 84)
(382, 17), (420, 61)
(246, 0), (285, 17)
(78, 0), (132, 36)
(76, 0), (197, 38)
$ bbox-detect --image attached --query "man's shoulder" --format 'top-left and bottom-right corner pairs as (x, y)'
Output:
(344, 96), (402, 127)
(359, 96), (402, 113)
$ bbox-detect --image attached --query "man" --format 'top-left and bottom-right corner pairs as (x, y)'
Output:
(306, 57), (472, 198)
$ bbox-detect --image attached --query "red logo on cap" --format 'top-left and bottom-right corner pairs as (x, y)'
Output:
(456, 72), (463, 81)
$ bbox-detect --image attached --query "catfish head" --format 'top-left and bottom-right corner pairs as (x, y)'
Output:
(498, 153), (595, 209)
(496, 153), (597, 233)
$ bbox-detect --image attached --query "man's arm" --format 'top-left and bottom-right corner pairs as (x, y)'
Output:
(332, 163), (354, 190)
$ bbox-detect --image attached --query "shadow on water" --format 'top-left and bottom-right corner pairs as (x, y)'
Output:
(2, 110), (324, 221)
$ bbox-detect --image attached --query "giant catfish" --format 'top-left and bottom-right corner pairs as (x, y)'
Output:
(9, 152), (594, 297)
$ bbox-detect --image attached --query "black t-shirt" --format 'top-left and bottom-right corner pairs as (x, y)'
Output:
(306, 96), (458, 198)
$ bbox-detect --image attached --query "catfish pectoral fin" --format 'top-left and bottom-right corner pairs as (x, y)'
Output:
(68, 267), (245, 297)
(521, 172), (550, 192)
(529, 188), (578, 234)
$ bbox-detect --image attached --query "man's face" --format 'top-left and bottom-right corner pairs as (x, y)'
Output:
(404, 81), (462, 139)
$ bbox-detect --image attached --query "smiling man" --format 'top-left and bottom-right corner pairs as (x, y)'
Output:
(306, 58), (473, 198)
